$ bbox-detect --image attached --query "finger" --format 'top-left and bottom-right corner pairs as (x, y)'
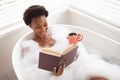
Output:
(78, 33), (80, 36)
(63, 64), (65, 68)
(58, 65), (62, 72)
(53, 67), (57, 73)
(67, 36), (69, 39)
(79, 35), (83, 41)
(61, 64), (65, 71)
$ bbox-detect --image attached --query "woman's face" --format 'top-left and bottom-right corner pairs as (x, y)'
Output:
(30, 16), (48, 38)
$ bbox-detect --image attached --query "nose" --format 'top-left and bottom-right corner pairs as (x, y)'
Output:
(41, 26), (46, 31)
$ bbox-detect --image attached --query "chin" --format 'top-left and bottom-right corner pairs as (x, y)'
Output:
(39, 34), (46, 38)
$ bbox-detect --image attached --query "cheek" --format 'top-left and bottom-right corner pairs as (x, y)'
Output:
(46, 27), (48, 32)
(33, 28), (39, 33)
(32, 28), (40, 36)
(36, 28), (48, 37)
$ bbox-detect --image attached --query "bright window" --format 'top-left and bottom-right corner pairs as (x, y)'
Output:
(0, 0), (68, 32)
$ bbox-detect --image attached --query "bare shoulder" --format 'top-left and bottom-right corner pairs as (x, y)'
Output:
(21, 40), (39, 49)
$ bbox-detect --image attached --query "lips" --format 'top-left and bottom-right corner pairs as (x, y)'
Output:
(41, 31), (46, 35)
(38, 31), (46, 37)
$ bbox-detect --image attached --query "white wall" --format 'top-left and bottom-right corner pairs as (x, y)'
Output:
(68, 8), (120, 43)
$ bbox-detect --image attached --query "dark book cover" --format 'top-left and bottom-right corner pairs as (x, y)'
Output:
(38, 46), (78, 72)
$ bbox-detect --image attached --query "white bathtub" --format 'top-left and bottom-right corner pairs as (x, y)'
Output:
(12, 24), (120, 80)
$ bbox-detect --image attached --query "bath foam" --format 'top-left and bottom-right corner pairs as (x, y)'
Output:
(20, 27), (120, 80)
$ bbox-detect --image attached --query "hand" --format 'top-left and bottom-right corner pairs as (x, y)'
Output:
(52, 64), (65, 76)
(77, 33), (83, 41)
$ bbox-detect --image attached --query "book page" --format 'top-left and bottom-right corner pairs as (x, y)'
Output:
(41, 48), (61, 57)
(63, 44), (77, 55)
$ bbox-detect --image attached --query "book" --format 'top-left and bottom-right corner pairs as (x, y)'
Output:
(38, 44), (78, 71)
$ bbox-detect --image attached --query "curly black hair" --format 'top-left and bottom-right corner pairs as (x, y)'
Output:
(23, 5), (48, 25)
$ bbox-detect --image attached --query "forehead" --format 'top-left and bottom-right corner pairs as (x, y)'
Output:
(31, 16), (47, 24)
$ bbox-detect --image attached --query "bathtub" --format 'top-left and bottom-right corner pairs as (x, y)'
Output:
(12, 24), (120, 80)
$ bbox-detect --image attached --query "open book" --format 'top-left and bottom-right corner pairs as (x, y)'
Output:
(38, 44), (78, 71)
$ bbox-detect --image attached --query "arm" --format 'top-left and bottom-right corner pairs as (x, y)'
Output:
(21, 40), (40, 66)
(21, 40), (40, 54)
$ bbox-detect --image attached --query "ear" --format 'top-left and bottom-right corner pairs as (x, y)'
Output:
(29, 24), (32, 28)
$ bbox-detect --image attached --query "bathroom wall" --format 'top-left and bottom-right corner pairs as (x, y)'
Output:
(68, 8), (120, 43)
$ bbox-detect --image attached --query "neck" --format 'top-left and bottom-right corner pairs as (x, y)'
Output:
(34, 34), (47, 42)
(33, 34), (55, 47)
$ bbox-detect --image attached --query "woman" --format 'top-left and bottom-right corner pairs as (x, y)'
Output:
(23, 5), (70, 76)
(22, 5), (111, 80)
